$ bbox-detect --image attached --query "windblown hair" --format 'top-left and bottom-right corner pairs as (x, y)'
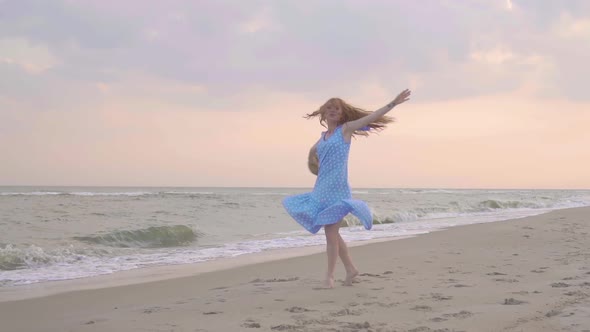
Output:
(305, 98), (394, 137)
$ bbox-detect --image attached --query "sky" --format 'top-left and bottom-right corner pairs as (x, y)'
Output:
(1, 0), (589, 189)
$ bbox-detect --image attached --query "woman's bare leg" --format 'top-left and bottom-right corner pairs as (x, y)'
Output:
(324, 223), (340, 288)
(337, 233), (359, 286)
(324, 221), (359, 287)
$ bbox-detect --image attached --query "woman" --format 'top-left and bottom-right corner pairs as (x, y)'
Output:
(283, 89), (412, 288)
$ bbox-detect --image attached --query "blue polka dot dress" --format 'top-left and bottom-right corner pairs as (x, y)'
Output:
(282, 125), (373, 234)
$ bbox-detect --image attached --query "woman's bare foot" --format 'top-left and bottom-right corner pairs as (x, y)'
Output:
(323, 276), (335, 289)
(344, 268), (359, 286)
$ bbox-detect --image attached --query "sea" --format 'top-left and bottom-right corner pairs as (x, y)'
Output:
(1, 186), (589, 288)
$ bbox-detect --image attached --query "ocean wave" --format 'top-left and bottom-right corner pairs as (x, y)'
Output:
(74, 225), (201, 248)
(478, 199), (543, 210)
(1, 191), (223, 197)
(399, 189), (458, 194)
(0, 191), (154, 197)
(163, 191), (215, 195)
(70, 191), (153, 196)
(0, 244), (106, 271)
(0, 191), (63, 196)
(340, 212), (417, 227)
(340, 198), (590, 228)
(250, 192), (291, 196)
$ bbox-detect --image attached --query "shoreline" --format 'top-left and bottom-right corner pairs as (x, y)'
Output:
(1, 206), (589, 331)
(0, 207), (572, 302)
(0, 207), (557, 302)
(0, 234), (419, 302)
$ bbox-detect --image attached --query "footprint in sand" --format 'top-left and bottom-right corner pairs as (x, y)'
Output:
(285, 306), (313, 313)
(343, 321), (371, 329)
(83, 318), (107, 325)
(293, 317), (338, 327)
(360, 272), (383, 278)
(431, 293), (453, 301)
(203, 311), (223, 315)
(551, 282), (571, 288)
(271, 324), (301, 331)
(330, 307), (366, 316)
(503, 298), (527, 305)
(545, 309), (562, 317)
(362, 301), (397, 308)
(250, 277), (299, 283)
(407, 326), (433, 332)
(411, 305), (433, 312)
(142, 306), (169, 314)
(494, 278), (520, 283)
(242, 319), (261, 328)
(443, 310), (474, 319)
(451, 284), (472, 288)
(486, 272), (507, 276)
(446, 251), (462, 255)
(511, 291), (529, 295)
(429, 317), (448, 323)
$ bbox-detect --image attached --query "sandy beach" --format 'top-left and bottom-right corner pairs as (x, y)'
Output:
(1, 207), (589, 332)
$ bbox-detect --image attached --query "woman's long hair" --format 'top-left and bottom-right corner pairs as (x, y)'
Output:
(305, 98), (394, 136)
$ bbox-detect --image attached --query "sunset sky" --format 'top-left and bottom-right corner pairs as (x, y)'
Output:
(1, 0), (589, 189)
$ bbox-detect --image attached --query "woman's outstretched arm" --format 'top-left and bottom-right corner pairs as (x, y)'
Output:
(343, 89), (411, 134)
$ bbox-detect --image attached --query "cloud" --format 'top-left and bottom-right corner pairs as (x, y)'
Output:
(0, 0), (138, 48)
(238, 6), (278, 34)
(0, 0), (589, 113)
(0, 37), (59, 73)
(506, 0), (514, 11)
